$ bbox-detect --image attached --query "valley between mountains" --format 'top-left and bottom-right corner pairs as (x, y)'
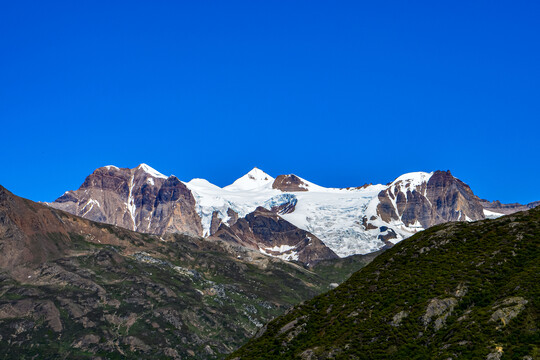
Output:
(0, 164), (537, 359)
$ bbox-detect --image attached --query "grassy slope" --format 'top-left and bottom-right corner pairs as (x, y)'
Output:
(231, 208), (540, 360)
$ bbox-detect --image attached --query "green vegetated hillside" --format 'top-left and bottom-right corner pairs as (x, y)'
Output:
(0, 186), (375, 359)
(231, 208), (540, 360)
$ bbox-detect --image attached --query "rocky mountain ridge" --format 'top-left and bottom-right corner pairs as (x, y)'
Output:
(480, 198), (540, 215)
(48, 165), (539, 259)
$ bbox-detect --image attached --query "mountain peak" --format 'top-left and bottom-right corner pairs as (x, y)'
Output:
(135, 163), (168, 179)
(225, 167), (275, 191)
(246, 167), (272, 180)
(390, 171), (434, 187)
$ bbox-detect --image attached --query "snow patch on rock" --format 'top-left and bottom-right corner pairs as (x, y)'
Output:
(137, 163), (168, 179)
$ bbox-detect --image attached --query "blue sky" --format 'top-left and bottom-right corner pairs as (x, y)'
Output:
(1, 1), (539, 203)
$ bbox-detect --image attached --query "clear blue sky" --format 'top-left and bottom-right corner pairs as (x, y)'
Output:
(1, 1), (539, 203)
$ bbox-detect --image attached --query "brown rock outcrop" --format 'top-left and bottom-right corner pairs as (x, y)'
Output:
(273, 175), (310, 192)
(212, 207), (338, 265)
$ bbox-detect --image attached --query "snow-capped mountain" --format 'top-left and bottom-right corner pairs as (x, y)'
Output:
(186, 168), (390, 255)
(49, 164), (203, 237)
(48, 164), (527, 260)
(224, 167), (274, 191)
(185, 168), (494, 256)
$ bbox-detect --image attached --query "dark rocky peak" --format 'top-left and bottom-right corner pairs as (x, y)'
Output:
(212, 207), (338, 265)
(272, 174), (310, 192)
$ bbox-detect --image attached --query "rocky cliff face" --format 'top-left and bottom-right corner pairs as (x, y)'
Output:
(49, 164), (202, 237)
(212, 207), (338, 265)
(375, 170), (485, 230)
